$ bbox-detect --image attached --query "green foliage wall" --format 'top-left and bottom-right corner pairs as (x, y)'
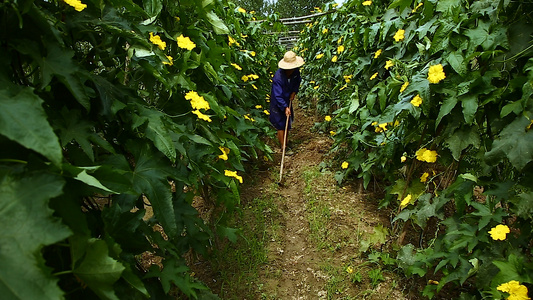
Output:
(298, 0), (533, 298)
(0, 0), (284, 298)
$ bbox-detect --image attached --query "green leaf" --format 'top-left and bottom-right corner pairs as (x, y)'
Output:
(445, 126), (480, 160)
(0, 172), (71, 300)
(146, 257), (207, 297)
(436, 96), (458, 128)
(134, 105), (176, 163)
(511, 192), (533, 219)
(465, 20), (508, 51)
(72, 238), (125, 300)
(216, 226), (240, 243)
(130, 141), (178, 236)
(143, 0), (162, 17)
(206, 11), (229, 35)
(460, 94), (478, 124)
(0, 86), (62, 166)
(74, 169), (118, 194)
(485, 116), (533, 170)
(446, 51), (467, 76)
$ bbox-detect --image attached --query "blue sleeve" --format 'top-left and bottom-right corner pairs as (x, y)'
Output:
(293, 73), (302, 94)
(272, 78), (289, 110)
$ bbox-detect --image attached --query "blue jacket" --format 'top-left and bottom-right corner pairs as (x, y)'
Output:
(269, 68), (301, 130)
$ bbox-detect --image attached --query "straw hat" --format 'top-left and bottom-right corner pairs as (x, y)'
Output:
(278, 51), (305, 69)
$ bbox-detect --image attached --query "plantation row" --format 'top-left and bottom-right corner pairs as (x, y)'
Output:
(298, 0), (533, 298)
(0, 0), (284, 298)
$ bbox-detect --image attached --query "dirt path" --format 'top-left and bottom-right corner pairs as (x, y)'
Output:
(195, 100), (423, 299)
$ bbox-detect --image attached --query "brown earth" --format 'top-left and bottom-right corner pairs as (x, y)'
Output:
(191, 99), (429, 299)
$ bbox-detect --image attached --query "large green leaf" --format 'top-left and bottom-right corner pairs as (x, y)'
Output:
(445, 125), (480, 160)
(133, 105), (176, 163)
(206, 11), (230, 35)
(72, 238), (125, 300)
(485, 116), (533, 170)
(0, 172), (71, 300)
(0, 86), (62, 166)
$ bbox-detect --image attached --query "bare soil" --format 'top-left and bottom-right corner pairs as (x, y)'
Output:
(192, 100), (427, 299)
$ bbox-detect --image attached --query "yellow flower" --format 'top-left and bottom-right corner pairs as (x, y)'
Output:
(330, 131), (336, 136)
(185, 91), (210, 111)
(385, 60), (394, 70)
(192, 110), (212, 122)
(237, 7), (246, 13)
(400, 194), (412, 208)
(378, 123), (388, 131)
(231, 63), (242, 70)
(255, 105), (262, 109)
(325, 115), (332, 121)
(316, 53), (324, 59)
(228, 36), (240, 47)
(149, 32), (166, 50)
(338, 45), (345, 53)
(401, 156), (407, 163)
(400, 81), (409, 93)
(322, 28), (328, 34)
(241, 75), (249, 82)
(332, 3), (338, 7)
(252, 84), (258, 90)
(163, 55), (173, 66)
(263, 110), (270, 115)
(337, 36), (343, 44)
(346, 266), (354, 274)
(218, 147), (230, 160)
(362, 0), (372, 5)
(489, 224), (510, 241)
(420, 172), (429, 183)
(313, 85), (319, 90)
(394, 29), (405, 42)
(415, 148), (438, 163)
(331, 55), (338, 62)
(412, 2), (423, 13)
(339, 84), (347, 91)
(371, 121), (378, 126)
(64, 0), (87, 11)
(224, 170), (243, 183)
(250, 51), (256, 56)
(394, 120), (400, 127)
(428, 64), (446, 84)
(497, 280), (530, 300)
(341, 161), (349, 169)
(410, 94), (422, 107)
(370, 72), (378, 80)
(177, 34), (196, 50)
(244, 114), (255, 122)
(374, 49), (382, 58)
(248, 74), (259, 80)
(344, 75), (353, 83)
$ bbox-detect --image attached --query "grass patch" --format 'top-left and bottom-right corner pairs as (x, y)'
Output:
(211, 195), (282, 299)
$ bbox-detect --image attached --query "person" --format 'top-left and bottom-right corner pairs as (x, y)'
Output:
(270, 51), (304, 154)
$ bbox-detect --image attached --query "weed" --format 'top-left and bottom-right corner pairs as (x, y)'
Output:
(367, 268), (385, 287)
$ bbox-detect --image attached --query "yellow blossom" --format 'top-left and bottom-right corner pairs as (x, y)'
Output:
(338, 45), (345, 53)
(370, 72), (378, 80)
(224, 170), (243, 183)
(228, 36), (240, 47)
(489, 224), (510, 241)
(248, 74), (259, 80)
(339, 84), (347, 91)
(412, 2), (423, 13)
(314, 86), (319, 90)
(341, 161), (349, 169)
(177, 34), (196, 50)
(337, 36), (343, 44)
(385, 60), (394, 69)
(218, 147), (230, 160)
(231, 63), (242, 70)
(346, 266), (354, 274)
(163, 55), (173, 66)
(362, 0), (372, 5)
(420, 172), (429, 183)
(331, 55), (338, 62)
(237, 7), (246, 13)
(415, 148), (438, 163)
(185, 91), (210, 111)
(330, 131), (336, 136)
(394, 120), (400, 126)
(400, 81), (409, 93)
(371, 121), (378, 126)
(400, 194), (412, 208)
(374, 49), (382, 58)
(241, 75), (249, 82)
(401, 156), (407, 163)
(344, 75), (353, 83)
(192, 110), (212, 122)
(316, 53), (324, 59)
(394, 29), (405, 42)
(410, 94), (422, 107)
(325, 115), (332, 121)
(378, 123), (388, 131)
(149, 32), (166, 50)
(250, 51), (256, 56)
(428, 64), (446, 84)
(244, 114), (255, 122)
(255, 105), (262, 109)
(252, 84), (258, 90)
(263, 110), (270, 115)
(497, 280), (530, 300)
(64, 0), (87, 11)
(322, 28), (328, 34)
